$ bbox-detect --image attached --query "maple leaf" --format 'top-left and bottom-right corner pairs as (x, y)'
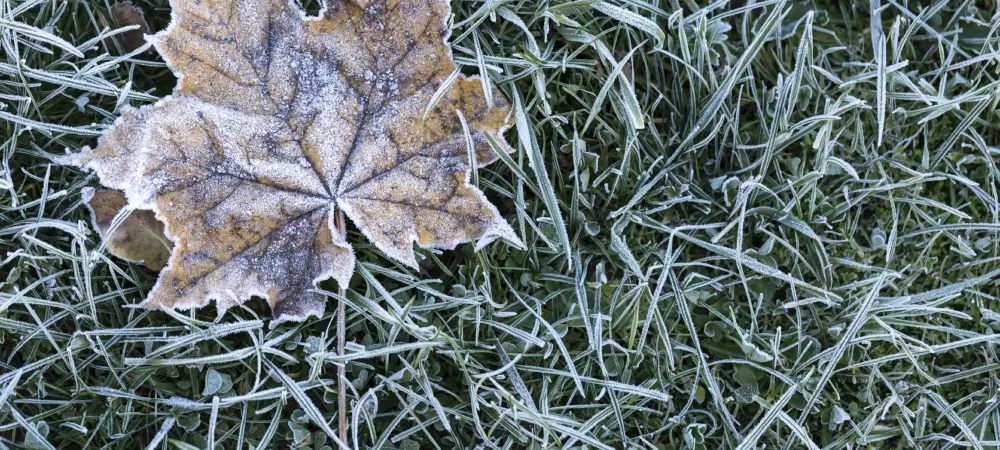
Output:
(66, 0), (521, 321)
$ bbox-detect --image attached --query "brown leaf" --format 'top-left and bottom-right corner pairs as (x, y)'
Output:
(66, 0), (521, 322)
(85, 188), (172, 270)
(105, 2), (151, 55)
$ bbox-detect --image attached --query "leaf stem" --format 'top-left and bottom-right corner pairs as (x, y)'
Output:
(334, 208), (348, 447)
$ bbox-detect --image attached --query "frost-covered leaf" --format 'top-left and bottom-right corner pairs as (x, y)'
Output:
(201, 368), (232, 396)
(829, 405), (851, 429)
(65, 0), (520, 322)
(24, 421), (50, 450)
(85, 188), (172, 270)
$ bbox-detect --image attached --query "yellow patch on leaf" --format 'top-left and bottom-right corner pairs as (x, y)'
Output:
(66, 0), (520, 322)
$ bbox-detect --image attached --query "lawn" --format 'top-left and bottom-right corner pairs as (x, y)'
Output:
(2, 0), (1000, 448)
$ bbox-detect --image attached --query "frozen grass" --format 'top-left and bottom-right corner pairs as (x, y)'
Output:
(3, 0), (1000, 448)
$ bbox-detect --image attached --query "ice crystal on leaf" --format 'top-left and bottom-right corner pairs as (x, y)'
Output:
(66, 0), (520, 322)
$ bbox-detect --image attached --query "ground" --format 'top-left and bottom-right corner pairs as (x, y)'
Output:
(2, 0), (1000, 449)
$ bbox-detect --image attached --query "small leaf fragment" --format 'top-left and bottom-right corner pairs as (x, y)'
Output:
(106, 2), (151, 54)
(66, 0), (521, 322)
(85, 188), (172, 270)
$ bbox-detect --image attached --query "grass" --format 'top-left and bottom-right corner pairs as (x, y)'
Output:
(2, 0), (1000, 448)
